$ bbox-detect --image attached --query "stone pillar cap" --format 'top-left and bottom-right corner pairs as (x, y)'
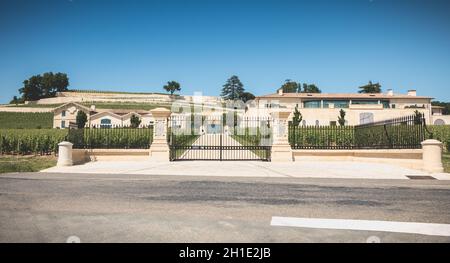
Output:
(150, 107), (172, 118)
(421, 139), (443, 146)
(270, 110), (291, 119)
(58, 141), (73, 146)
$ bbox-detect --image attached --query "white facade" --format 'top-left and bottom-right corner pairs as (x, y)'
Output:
(53, 102), (155, 128)
(254, 90), (435, 126)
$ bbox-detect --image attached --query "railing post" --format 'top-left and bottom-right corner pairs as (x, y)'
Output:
(270, 110), (293, 162)
(149, 108), (172, 161)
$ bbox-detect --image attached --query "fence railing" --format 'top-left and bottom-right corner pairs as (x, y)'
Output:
(289, 113), (430, 150)
(67, 125), (153, 149)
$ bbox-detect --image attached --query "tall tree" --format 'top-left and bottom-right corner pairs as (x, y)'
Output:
(9, 96), (20, 105)
(292, 104), (303, 126)
(280, 79), (300, 93)
(19, 75), (43, 101)
(18, 72), (69, 101)
(76, 111), (88, 129)
(130, 114), (142, 128)
(240, 92), (255, 102)
(338, 109), (346, 126)
(358, 81), (382, 94)
(221, 75), (245, 101)
(163, 81), (181, 95)
(302, 83), (321, 93)
(413, 110), (423, 125)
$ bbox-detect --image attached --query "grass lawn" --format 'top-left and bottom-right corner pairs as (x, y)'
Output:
(443, 153), (450, 173)
(0, 155), (57, 174)
(0, 112), (54, 129)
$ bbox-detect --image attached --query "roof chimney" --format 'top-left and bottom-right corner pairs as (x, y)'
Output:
(407, 90), (417, 96)
(387, 89), (394, 96)
(278, 88), (283, 96)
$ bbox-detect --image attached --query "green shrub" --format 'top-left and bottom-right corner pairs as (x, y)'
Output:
(428, 125), (450, 152)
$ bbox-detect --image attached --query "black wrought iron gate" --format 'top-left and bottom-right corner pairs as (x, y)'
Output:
(169, 116), (272, 161)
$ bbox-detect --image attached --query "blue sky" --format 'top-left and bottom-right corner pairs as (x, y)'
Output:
(0, 0), (450, 103)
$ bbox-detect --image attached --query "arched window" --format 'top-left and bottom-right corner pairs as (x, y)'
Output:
(100, 118), (112, 128)
(359, 113), (374, 125)
(315, 120), (320, 126)
(434, 119), (445, 125)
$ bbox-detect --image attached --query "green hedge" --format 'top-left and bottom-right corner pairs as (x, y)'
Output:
(0, 129), (68, 155)
(428, 125), (450, 152)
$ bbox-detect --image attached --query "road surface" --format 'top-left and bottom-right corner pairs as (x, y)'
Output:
(1, 172), (450, 242)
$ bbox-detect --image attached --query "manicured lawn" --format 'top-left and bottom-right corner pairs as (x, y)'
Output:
(443, 153), (450, 173)
(0, 155), (57, 174)
(0, 112), (54, 129)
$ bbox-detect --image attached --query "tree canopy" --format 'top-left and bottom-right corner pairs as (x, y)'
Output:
(358, 81), (382, 94)
(280, 79), (300, 93)
(338, 109), (346, 126)
(221, 75), (245, 101)
(240, 91), (255, 102)
(292, 104), (303, 126)
(130, 114), (142, 128)
(17, 72), (69, 101)
(302, 83), (321, 93)
(279, 80), (321, 93)
(163, 81), (181, 95)
(76, 111), (88, 129)
(432, 101), (450, 115)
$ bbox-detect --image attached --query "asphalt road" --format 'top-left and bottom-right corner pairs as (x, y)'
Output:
(1, 172), (450, 242)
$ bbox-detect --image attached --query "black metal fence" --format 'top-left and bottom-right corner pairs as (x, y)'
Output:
(169, 116), (272, 161)
(289, 113), (430, 150)
(67, 125), (153, 149)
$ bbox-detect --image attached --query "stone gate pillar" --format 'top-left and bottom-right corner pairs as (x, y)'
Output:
(270, 110), (293, 162)
(149, 108), (172, 161)
(421, 139), (444, 173)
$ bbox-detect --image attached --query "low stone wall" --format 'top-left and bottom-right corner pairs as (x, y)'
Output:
(292, 149), (423, 170)
(72, 149), (150, 164)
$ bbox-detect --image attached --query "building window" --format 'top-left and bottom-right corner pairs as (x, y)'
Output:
(434, 119), (445, 125)
(100, 118), (112, 128)
(381, 100), (390, 108)
(61, 121), (66, 129)
(302, 120), (306, 126)
(315, 120), (320, 126)
(303, 100), (321, 108)
(359, 112), (374, 125)
(323, 100), (349, 108)
(62, 110), (66, 117)
(352, 100), (379, 105)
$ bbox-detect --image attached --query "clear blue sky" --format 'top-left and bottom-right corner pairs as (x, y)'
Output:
(1, 0), (450, 103)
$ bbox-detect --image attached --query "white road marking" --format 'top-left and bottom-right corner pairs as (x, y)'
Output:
(271, 216), (450, 237)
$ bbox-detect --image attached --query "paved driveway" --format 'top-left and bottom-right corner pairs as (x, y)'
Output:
(180, 134), (260, 160)
(42, 160), (450, 180)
